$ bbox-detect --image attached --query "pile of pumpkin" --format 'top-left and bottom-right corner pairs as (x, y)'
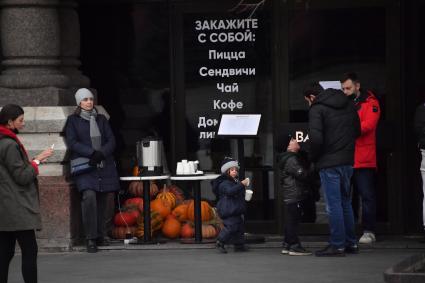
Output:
(111, 181), (222, 240)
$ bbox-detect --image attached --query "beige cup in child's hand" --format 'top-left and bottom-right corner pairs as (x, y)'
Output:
(241, 177), (250, 186)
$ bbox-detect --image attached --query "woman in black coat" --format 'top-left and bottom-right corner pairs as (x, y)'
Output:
(64, 88), (120, 253)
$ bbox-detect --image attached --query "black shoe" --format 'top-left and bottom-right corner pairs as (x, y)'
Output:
(87, 240), (98, 253)
(288, 244), (312, 256)
(345, 245), (359, 254)
(234, 244), (249, 252)
(315, 245), (345, 257)
(216, 240), (227, 254)
(96, 237), (110, 247)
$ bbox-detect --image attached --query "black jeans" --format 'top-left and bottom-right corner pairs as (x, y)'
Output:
(283, 202), (302, 246)
(352, 168), (377, 232)
(81, 190), (108, 240)
(0, 230), (37, 283)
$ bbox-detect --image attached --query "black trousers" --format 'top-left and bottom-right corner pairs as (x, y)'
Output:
(352, 168), (377, 232)
(218, 215), (245, 246)
(283, 202), (302, 246)
(81, 190), (108, 240)
(0, 230), (37, 283)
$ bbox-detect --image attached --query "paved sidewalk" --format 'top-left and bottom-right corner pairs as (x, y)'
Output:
(7, 236), (425, 283)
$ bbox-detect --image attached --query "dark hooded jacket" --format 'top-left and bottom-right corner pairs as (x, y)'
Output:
(278, 151), (320, 204)
(211, 174), (246, 219)
(308, 89), (361, 170)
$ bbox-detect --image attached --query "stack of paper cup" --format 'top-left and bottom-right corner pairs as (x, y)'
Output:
(176, 162), (183, 175)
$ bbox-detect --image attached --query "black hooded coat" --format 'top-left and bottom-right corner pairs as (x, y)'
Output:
(308, 89), (361, 170)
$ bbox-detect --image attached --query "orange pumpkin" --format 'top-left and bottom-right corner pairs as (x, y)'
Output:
(113, 211), (138, 227)
(123, 197), (143, 212)
(167, 184), (185, 204)
(180, 222), (195, 238)
(187, 200), (213, 222)
(172, 204), (188, 222)
(128, 181), (142, 196)
(111, 226), (137, 239)
(150, 198), (171, 218)
(202, 224), (218, 239)
(128, 181), (159, 198)
(161, 215), (181, 239)
(132, 166), (140, 176)
(136, 211), (163, 229)
(156, 185), (177, 209)
(135, 211), (163, 238)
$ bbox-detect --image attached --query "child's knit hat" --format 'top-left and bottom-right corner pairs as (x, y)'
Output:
(221, 157), (239, 174)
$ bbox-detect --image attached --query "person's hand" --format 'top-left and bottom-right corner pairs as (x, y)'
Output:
(89, 150), (105, 166)
(287, 138), (300, 152)
(241, 177), (250, 187)
(35, 148), (54, 163)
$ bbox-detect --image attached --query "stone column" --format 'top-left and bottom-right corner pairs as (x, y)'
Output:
(0, 0), (70, 106)
(58, 0), (90, 88)
(0, 0), (94, 250)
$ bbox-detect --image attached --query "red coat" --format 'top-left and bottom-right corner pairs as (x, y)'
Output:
(354, 90), (380, 168)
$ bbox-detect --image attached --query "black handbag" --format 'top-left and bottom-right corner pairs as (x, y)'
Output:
(70, 157), (95, 176)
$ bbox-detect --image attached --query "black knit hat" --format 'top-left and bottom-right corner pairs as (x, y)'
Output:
(221, 157), (239, 174)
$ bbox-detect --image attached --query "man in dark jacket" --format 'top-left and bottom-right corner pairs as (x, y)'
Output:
(303, 82), (360, 257)
(414, 101), (425, 242)
(341, 72), (381, 244)
(278, 138), (320, 256)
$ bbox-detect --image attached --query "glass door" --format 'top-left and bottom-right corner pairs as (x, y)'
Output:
(170, 0), (276, 233)
(274, 0), (401, 234)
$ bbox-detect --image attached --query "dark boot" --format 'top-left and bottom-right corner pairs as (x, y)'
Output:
(87, 240), (98, 253)
(216, 240), (227, 254)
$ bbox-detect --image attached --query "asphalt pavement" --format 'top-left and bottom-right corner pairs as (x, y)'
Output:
(6, 237), (425, 283)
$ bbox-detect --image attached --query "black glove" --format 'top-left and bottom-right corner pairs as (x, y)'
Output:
(89, 150), (105, 166)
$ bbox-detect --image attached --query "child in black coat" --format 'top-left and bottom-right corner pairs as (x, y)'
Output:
(212, 157), (250, 253)
(277, 138), (320, 256)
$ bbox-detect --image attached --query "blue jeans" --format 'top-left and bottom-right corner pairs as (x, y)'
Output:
(352, 168), (376, 233)
(320, 166), (357, 248)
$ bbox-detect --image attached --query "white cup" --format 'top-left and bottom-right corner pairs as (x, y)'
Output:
(176, 162), (183, 175)
(245, 189), (253, 201)
(193, 160), (199, 172)
(182, 162), (190, 174)
(188, 161), (195, 174)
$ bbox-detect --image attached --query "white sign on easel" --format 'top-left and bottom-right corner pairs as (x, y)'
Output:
(217, 114), (261, 137)
(319, 81), (342, 90)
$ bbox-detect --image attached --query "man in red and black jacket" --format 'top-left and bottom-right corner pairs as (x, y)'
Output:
(341, 72), (380, 245)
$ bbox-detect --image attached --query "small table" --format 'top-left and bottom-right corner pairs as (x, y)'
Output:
(170, 174), (220, 243)
(120, 175), (170, 243)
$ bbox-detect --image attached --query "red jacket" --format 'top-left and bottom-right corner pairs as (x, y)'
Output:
(353, 90), (380, 168)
